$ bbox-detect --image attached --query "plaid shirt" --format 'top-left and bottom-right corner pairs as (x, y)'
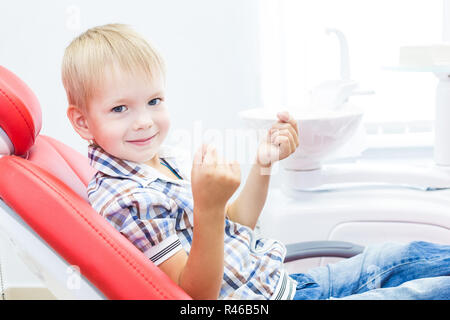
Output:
(87, 143), (296, 300)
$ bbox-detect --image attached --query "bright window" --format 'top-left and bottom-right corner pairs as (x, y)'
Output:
(259, 0), (443, 149)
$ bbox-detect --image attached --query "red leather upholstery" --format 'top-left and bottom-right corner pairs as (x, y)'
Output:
(0, 66), (41, 156)
(0, 65), (191, 299)
(0, 155), (190, 299)
(27, 135), (96, 201)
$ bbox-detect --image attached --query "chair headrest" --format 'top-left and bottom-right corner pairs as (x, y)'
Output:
(0, 65), (42, 156)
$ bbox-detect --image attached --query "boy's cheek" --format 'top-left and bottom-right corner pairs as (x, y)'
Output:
(94, 124), (123, 146)
(158, 113), (171, 136)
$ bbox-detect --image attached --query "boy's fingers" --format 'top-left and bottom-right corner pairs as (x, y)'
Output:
(277, 111), (299, 134)
(203, 144), (218, 165)
(272, 129), (295, 152)
(273, 135), (291, 155)
(276, 111), (290, 122)
(193, 145), (204, 165)
(271, 124), (299, 148)
(229, 160), (241, 176)
(202, 144), (210, 158)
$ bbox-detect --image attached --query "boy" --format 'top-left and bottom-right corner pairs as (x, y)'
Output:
(64, 23), (450, 300)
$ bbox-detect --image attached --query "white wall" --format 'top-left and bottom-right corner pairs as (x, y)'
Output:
(444, 0), (450, 41)
(0, 0), (262, 157)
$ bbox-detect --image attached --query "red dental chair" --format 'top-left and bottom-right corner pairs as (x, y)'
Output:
(0, 65), (362, 300)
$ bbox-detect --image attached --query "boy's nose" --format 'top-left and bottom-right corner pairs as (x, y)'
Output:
(133, 113), (154, 130)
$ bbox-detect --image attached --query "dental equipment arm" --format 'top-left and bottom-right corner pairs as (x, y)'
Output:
(284, 240), (365, 262)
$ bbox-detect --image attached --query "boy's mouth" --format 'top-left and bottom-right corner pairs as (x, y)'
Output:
(127, 133), (158, 145)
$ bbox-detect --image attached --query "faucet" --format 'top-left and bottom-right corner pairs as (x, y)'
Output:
(326, 28), (351, 81)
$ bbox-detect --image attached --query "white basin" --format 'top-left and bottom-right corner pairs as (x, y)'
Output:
(238, 104), (364, 170)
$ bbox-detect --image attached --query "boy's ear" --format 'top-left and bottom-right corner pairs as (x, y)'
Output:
(67, 105), (94, 142)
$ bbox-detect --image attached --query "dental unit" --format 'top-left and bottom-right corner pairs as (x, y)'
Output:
(240, 29), (450, 273)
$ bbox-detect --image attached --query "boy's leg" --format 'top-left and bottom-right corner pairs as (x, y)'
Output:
(334, 276), (450, 300)
(303, 241), (450, 299)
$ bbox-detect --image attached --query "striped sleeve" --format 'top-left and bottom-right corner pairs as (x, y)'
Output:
(101, 190), (183, 266)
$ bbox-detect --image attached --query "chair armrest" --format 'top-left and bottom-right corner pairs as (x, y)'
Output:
(284, 240), (364, 262)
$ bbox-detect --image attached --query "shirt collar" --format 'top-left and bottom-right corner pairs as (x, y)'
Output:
(88, 143), (187, 186)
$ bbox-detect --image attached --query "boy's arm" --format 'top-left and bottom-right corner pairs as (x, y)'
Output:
(158, 205), (225, 300)
(226, 112), (299, 229)
(160, 144), (240, 300)
(225, 160), (271, 230)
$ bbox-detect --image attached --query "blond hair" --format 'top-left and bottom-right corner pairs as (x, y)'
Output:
(61, 23), (166, 112)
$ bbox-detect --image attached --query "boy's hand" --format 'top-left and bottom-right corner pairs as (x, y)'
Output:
(191, 144), (241, 214)
(256, 111), (300, 168)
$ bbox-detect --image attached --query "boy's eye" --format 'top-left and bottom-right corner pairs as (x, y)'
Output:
(111, 105), (127, 113)
(148, 98), (162, 106)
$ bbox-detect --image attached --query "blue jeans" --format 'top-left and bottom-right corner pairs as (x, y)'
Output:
(289, 241), (450, 299)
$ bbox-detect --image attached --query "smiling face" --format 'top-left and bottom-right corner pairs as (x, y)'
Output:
(82, 66), (170, 167)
